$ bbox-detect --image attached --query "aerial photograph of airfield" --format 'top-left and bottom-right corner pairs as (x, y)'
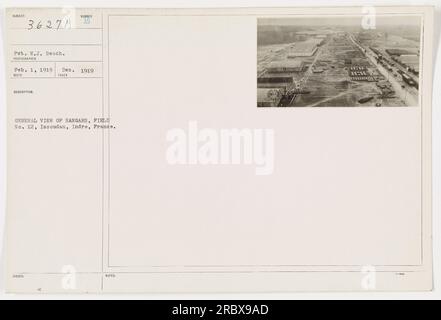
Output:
(257, 16), (421, 107)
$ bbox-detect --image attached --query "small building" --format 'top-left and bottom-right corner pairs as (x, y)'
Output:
(350, 66), (367, 71)
(385, 48), (412, 56)
(312, 67), (324, 73)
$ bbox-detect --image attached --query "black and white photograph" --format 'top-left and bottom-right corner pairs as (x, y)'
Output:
(257, 16), (422, 107)
(0, 3), (439, 303)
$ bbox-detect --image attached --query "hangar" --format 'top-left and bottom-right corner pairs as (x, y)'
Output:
(266, 60), (305, 73)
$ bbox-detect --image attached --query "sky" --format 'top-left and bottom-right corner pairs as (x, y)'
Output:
(258, 15), (421, 27)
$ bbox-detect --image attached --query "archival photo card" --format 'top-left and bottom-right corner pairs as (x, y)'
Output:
(257, 16), (422, 108)
(3, 6), (434, 293)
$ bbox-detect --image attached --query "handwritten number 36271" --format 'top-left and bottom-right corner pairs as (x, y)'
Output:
(27, 19), (71, 30)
